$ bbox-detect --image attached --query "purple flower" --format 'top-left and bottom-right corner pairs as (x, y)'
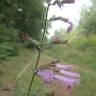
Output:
(52, 0), (75, 8)
(52, 0), (63, 8)
(37, 70), (53, 83)
(59, 70), (80, 78)
(54, 75), (80, 87)
(61, 0), (75, 4)
(56, 0), (63, 8)
(67, 0), (75, 3)
(67, 21), (73, 33)
(55, 64), (73, 70)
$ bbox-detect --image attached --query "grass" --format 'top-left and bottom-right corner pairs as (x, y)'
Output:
(0, 45), (96, 96)
(0, 48), (37, 96)
(45, 45), (96, 96)
(45, 45), (96, 69)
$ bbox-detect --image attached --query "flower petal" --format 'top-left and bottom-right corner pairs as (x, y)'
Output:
(55, 64), (73, 70)
(52, 0), (63, 8)
(37, 70), (53, 83)
(67, 21), (73, 32)
(54, 75), (80, 86)
(61, 0), (75, 4)
(59, 70), (80, 78)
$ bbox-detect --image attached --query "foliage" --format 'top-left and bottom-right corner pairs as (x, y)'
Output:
(1, 46), (96, 96)
(1, 0), (96, 96)
(0, 0), (45, 40)
(78, 0), (96, 36)
(0, 0), (45, 60)
(52, 28), (66, 39)
(0, 24), (20, 60)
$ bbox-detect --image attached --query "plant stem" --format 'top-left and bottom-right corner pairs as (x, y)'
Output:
(26, 1), (51, 96)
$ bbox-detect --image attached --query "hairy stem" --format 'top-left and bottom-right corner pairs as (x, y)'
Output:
(26, 1), (51, 96)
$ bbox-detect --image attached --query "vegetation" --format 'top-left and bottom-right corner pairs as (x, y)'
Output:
(77, 0), (96, 36)
(0, 45), (96, 96)
(0, 0), (96, 96)
(0, 0), (45, 60)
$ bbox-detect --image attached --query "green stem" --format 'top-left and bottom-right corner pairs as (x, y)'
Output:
(26, 1), (51, 96)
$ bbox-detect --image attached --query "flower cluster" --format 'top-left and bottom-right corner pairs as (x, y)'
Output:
(51, 36), (62, 43)
(36, 63), (80, 90)
(26, 1), (79, 96)
(50, 36), (68, 44)
(50, 16), (73, 33)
